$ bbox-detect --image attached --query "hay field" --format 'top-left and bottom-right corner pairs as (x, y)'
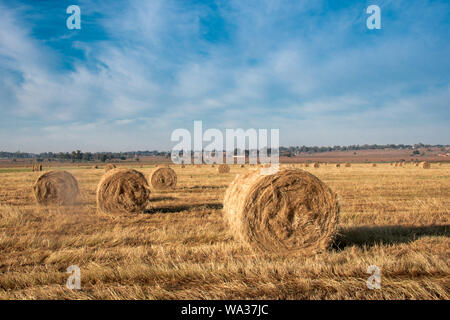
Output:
(0, 163), (448, 299)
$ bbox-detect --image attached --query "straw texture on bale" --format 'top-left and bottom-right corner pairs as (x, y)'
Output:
(149, 167), (177, 190)
(218, 164), (230, 173)
(420, 161), (430, 169)
(33, 171), (79, 206)
(223, 169), (339, 255)
(105, 164), (116, 172)
(96, 169), (150, 214)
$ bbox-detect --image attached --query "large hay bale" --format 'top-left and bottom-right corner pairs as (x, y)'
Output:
(149, 167), (177, 190)
(420, 161), (430, 169)
(33, 171), (79, 206)
(223, 169), (339, 255)
(313, 162), (320, 168)
(218, 164), (230, 173)
(345, 163), (351, 167)
(97, 169), (151, 214)
(105, 164), (116, 172)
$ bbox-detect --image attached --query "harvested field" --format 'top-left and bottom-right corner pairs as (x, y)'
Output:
(0, 163), (448, 299)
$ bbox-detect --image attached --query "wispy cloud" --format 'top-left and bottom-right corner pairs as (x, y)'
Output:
(0, 0), (449, 152)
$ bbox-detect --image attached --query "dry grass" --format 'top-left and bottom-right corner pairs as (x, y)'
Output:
(0, 163), (448, 300)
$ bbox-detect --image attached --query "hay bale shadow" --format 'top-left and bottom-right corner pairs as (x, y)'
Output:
(145, 202), (223, 214)
(333, 225), (449, 250)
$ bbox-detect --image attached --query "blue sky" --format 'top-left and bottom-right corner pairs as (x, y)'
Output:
(0, 0), (449, 152)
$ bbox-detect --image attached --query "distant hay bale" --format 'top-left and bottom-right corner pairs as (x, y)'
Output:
(313, 163), (320, 168)
(420, 161), (430, 169)
(372, 163), (377, 167)
(223, 169), (339, 255)
(92, 165), (99, 169)
(304, 163), (309, 168)
(32, 164), (42, 172)
(96, 169), (150, 214)
(211, 164), (215, 168)
(105, 164), (116, 172)
(240, 164), (245, 168)
(415, 162), (419, 167)
(149, 167), (177, 190)
(181, 164), (185, 168)
(438, 163), (442, 166)
(345, 163), (351, 167)
(218, 164), (230, 173)
(335, 163), (340, 168)
(33, 171), (79, 206)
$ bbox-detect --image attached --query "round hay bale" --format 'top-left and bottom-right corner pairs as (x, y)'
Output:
(345, 163), (351, 167)
(313, 162), (320, 168)
(223, 169), (339, 255)
(304, 163), (309, 168)
(97, 169), (150, 214)
(211, 164), (215, 168)
(149, 167), (177, 190)
(372, 163), (377, 167)
(218, 164), (230, 173)
(33, 171), (79, 206)
(335, 163), (340, 168)
(420, 161), (430, 169)
(240, 164), (245, 168)
(105, 164), (116, 172)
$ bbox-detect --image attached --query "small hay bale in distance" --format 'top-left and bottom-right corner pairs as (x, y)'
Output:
(420, 161), (430, 169)
(33, 171), (79, 206)
(97, 168), (151, 214)
(313, 162), (320, 168)
(149, 167), (177, 190)
(218, 164), (230, 173)
(304, 163), (309, 168)
(105, 164), (116, 172)
(372, 163), (377, 167)
(335, 163), (340, 168)
(223, 169), (339, 255)
(240, 164), (245, 168)
(345, 163), (351, 167)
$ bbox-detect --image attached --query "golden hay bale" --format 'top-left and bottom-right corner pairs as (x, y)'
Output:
(335, 163), (340, 168)
(96, 169), (151, 214)
(211, 164), (215, 168)
(420, 161), (430, 169)
(218, 164), (230, 173)
(313, 162), (320, 168)
(33, 171), (79, 206)
(149, 167), (177, 190)
(223, 169), (339, 255)
(240, 164), (245, 168)
(105, 164), (116, 172)
(345, 163), (351, 167)
(304, 163), (309, 168)
(372, 163), (377, 167)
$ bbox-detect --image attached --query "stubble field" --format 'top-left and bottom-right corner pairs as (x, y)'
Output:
(0, 163), (448, 299)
